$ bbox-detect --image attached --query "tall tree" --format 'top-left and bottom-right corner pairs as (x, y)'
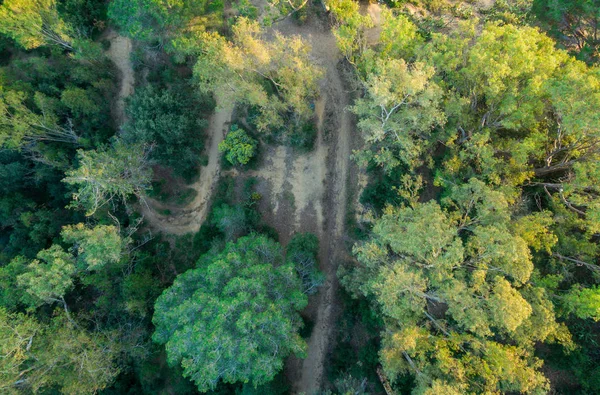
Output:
(0, 0), (73, 50)
(533, 0), (600, 63)
(344, 179), (572, 394)
(61, 223), (124, 270)
(0, 89), (79, 150)
(189, 17), (322, 133)
(153, 234), (307, 391)
(63, 140), (153, 216)
(0, 312), (120, 394)
(16, 245), (76, 311)
(351, 58), (445, 172)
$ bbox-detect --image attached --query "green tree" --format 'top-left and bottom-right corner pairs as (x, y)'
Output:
(562, 285), (600, 321)
(16, 245), (76, 310)
(0, 0), (73, 50)
(351, 58), (445, 171)
(123, 84), (208, 178)
(61, 223), (123, 270)
(153, 234), (307, 391)
(211, 203), (248, 241)
(327, 0), (374, 65)
(0, 312), (120, 394)
(189, 17), (322, 133)
(0, 308), (41, 393)
(0, 89), (79, 150)
(345, 180), (572, 394)
(287, 232), (324, 295)
(27, 317), (120, 394)
(63, 140), (152, 216)
(533, 0), (600, 63)
(218, 125), (257, 166)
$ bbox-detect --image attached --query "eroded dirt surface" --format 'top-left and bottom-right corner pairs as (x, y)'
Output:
(270, 15), (355, 394)
(105, 30), (134, 126)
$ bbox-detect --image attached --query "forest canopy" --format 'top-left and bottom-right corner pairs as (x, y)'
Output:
(0, 0), (599, 394)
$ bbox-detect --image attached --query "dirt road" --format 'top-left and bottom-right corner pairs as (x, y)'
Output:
(270, 16), (355, 394)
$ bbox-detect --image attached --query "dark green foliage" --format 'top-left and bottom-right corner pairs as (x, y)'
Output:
(532, 0), (600, 64)
(1, 52), (116, 157)
(123, 84), (211, 180)
(327, 288), (383, 394)
(359, 166), (404, 214)
(288, 120), (317, 151)
(57, 0), (108, 37)
(108, 0), (223, 42)
(287, 232), (324, 295)
(152, 234), (307, 391)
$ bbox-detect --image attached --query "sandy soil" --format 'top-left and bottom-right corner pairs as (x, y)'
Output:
(105, 30), (134, 126)
(364, 2), (383, 46)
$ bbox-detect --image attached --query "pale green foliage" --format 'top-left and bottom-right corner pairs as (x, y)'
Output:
(327, 0), (374, 64)
(63, 140), (152, 216)
(16, 245), (76, 306)
(513, 212), (558, 253)
(61, 87), (99, 117)
(563, 286), (600, 321)
(153, 234), (307, 391)
(0, 0), (73, 50)
(218, 126), (257, 166)
(464, 23), (567, 130)
(2, 314), (120, 394)
(488, 278), (532, 332)
(348, 180), (567, 393)
(377, 10), (423, 61)
(61, 223), (123, 270)
(191, 17), (322, 132)
(426, 23), (600, 189)
(0, 88), (79, 150)
(351, 58), (445, 171)
(0, 309), (41, 393)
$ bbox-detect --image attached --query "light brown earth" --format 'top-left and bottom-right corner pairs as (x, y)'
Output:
(269, 15), (355, 394)
(105, 30), (134, 126)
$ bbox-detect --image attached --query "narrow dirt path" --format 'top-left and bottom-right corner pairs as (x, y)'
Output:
(105, 30), (134, 126)
(140, 107), (232, 235)
(104, 27), (233, 236)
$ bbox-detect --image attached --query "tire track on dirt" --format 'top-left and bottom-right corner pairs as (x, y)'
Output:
(274, 17), (355, 394)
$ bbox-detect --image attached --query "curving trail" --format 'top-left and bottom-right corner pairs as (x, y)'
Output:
(104, 28), (233, 235)
(140, 107), (232, 235)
